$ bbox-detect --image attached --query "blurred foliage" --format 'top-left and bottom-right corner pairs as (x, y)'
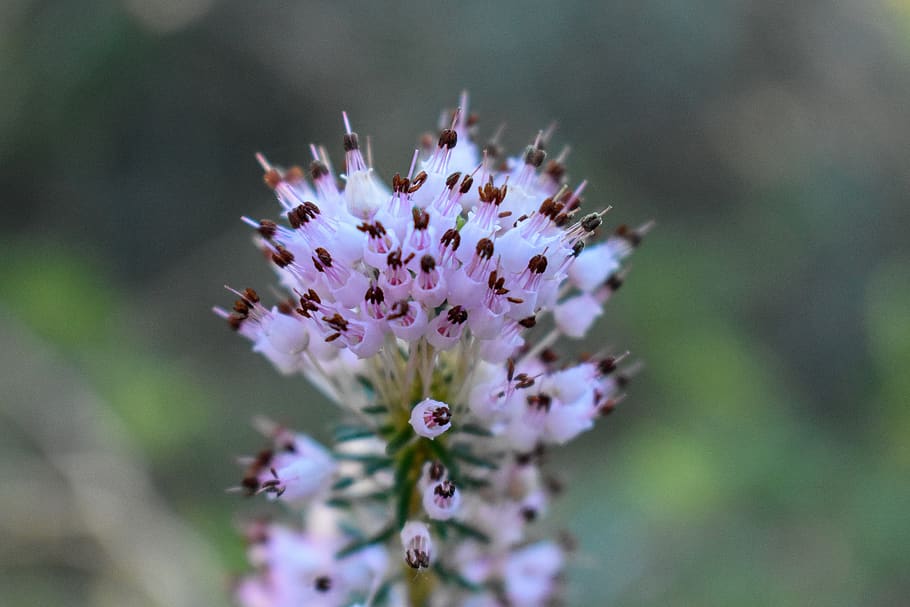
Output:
(2, 0), (910, 605)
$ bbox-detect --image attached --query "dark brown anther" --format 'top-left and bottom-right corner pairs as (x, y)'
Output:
(440, 228), (461, 251)
(257, 220), (278, 239)
(572, 241), (585, 257)
(599, 398), (618, 417)
(429, 461), (445, 481)
(615, 224), (643, 246)
(357, 221), (387, 238)
(322, 313), (349, 332)
(387, 300), (409, 320)
(540, 348), (559, 364)
(343, 132), (359, 151)
(521, 507), (538, 522)
(392, 173), (411, 194)
(498, 211), (513, 219)
(527, 393), (552, 412)
(434, 480), (456, 498)
(528, 254), (548, 274)
(582, 213), (602, 233)
(477, 177), (508, 206)
(438, 128), (458, 149)
(324, 333), (341, 343)
(483, 141), (502, 160)
(309, 160), (329, 180)
(518, 316), (537, 329)
(445, 171), (462, 189)
(507, 358), (515, 382)
(544, 159), (566, 183)
(447, 305), (468, 324)
(271, 246), (295, 268)
(538, 197), (565, 220)
(420, 255), (436, 273)
(227, 315), (244, 331)
(287, 208), (301, 229)
(412, 207), (430, 230)
(405, 549), (430, 570)
(553, 213), (569, 227)
(506, 296), (524, 304)
(598, 356), (619, 375)
(459, 174), (474, 194)
(232, 300), (250, 315)
(306, 289), (321, 304)
(240, 475), (259, 495)
(524, 145), (546, 168)
(314, 576), (332, 593)
(314, 247), (333, 267)
(475, 238), (494, 260)
(263, 169), (282, 189)
(243, 288), (260, 303)
(515, 374), (535, 389)
(409, 171), (428, 193)
(387, 248), (403, 269)
(605, 273), (624, 292)
(276, 300), (294, 315)
(544, 474), (564, 495)
(365, 284), (385, 305)
(431, 406), (452, 426)
(615, 373), (630, 389)
(285, 166), (305, 182)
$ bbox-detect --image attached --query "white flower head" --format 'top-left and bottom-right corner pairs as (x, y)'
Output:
(218, 93), (647, 606)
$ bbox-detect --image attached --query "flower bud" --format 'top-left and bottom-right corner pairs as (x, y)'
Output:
(400, 521), (433, 570)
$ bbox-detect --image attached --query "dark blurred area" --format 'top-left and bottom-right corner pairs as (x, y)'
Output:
(2, 1), (909, 605)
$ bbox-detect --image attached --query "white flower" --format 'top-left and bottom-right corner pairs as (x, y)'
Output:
(503, 542), (564, 606)
(422, 479), (461, 520)
(219, 94), (646, 606)
(409, 398), (452, 439)
(400, 521), (433, 570)
(239, 428), (336, 505)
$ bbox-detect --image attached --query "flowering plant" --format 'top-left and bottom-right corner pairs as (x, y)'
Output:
(215, 94), (647, 607)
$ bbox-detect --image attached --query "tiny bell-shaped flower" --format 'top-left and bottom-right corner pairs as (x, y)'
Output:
(409, 398), (452, 439)
(400, 521), (433, 570)
(422, 479), (462, 520)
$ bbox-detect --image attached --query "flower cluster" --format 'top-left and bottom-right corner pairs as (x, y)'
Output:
(216, 94), (647, 607)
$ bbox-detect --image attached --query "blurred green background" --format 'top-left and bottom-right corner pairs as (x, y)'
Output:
(2, 1), (909, 605)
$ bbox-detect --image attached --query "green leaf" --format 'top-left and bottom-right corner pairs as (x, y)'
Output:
(458, 423), (493, 437)
(335, 526), (394, 559)
(334, 425), (377, 442)
(451, 445), (499, 470)
(385, 425), (414, 456)
(433, 562), (482, 591)
(361, 404), (388, 415)
(446, 520), (491, 543)
(331, 477), (357, 491)
(460, 476), (491, 490)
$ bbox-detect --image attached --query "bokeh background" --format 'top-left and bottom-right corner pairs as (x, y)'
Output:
(2, 1), (909, 605)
